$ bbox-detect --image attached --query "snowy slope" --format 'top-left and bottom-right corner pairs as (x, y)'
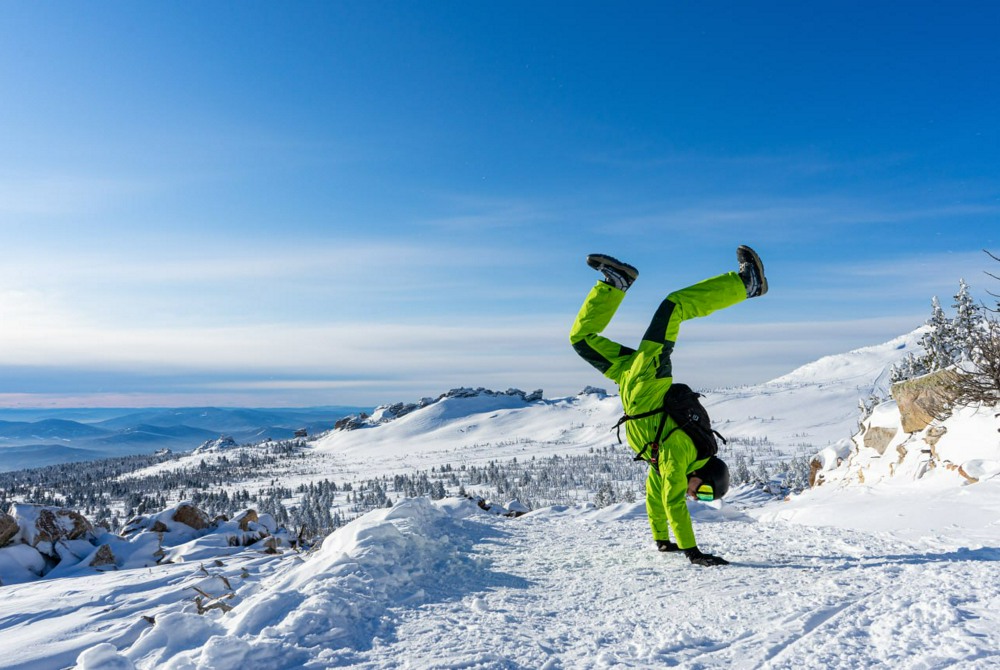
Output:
(112, 332), (926, 491)
(312, 389), (623, 476)
(702, 330), (925, 454)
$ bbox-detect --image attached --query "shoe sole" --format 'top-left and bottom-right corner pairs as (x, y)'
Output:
(586, 254), (639, 281)
(737, 245), (768, 296)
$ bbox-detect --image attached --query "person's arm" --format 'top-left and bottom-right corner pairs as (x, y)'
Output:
(663, 452), (730, 566)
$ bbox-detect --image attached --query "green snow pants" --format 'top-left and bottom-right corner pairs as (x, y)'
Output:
(569, 271), (746, 548)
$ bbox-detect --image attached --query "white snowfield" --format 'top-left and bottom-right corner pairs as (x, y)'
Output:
(2, 330), (999, 669)
(24, 485), (1000, 670)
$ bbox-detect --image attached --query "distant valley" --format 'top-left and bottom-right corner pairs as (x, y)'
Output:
(0, 406), (367, 471)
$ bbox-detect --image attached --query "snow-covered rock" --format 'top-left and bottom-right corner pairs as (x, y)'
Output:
(194, 435), (238, 453)
(6, 503), (94, 557)
(0, 510), (18, 547)
(892, 368), (960, 432)
(335, 387), (544, 431)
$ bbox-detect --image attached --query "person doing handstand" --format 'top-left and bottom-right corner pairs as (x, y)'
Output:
(569, 246), (767, 566)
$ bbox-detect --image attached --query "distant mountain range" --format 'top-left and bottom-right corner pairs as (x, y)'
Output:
(0, 406), (367, 472)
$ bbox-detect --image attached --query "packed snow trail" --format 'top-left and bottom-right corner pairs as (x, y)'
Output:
(59, 493), (1000, 670)
(326, 501), (999, 670)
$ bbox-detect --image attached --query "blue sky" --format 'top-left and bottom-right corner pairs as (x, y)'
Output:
(1, 2), (998, 408)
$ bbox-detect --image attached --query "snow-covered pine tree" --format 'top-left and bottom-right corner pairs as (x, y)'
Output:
(920, 296), (957, 371)
(950, 279), (984, 360)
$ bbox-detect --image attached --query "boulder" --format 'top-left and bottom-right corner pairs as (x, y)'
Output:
(808, 457), (823, 487)
(0, 511), (18, 547)
(9, 504), (94, 546)
(863, 426), (897, 455)
(122, 516), (147, 536)
(89, 544), (117, 568)
(40, 507), (93, 543)
(891, 369), (960, 433)
(172, 503), (210, 531)
(234, 509), (259, 532)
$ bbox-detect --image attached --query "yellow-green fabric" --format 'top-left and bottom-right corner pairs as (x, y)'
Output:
(570, 272), (745, 548)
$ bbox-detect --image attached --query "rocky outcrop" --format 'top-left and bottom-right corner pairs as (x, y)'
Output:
(37, 507), (93, 543)
(336, 387), (545, 431)
(0, 511), (18, 547)
(194, 435), (238, 454)
(172, 503), (210, 531)
(862, 426), (898, 455)
(234, 509), (258, 531)
(891, 369), (960, 433)
(6, 503), (93, 547)
(1, 502), (289, 584)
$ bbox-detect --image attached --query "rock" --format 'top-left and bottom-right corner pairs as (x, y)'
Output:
(234, 509), (259, 532)
(863, 426), (897, 455)
(150, 520), (170, 533)
(90, 544), (117, 568)
(335, 412), (370, 431)
(504, 499), (531, 517)
(11, 504), (94, 545)
(172, 504), (210, 531)
(944, 462), (980, 484)
(194, 435), (237, 453)
(122, 517), (147, 536)
(808, 457), (823, 487)
(924, 425), (948, 448)
(0, 511), (18, 547)
(896, 444), (908, 464)
(891, 369), (960, 433)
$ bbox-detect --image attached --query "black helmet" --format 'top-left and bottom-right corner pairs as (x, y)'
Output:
(690, 456), (730, 501)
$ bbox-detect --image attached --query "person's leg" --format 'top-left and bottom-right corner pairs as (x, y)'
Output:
(645, 464), (672, 542)
(638, 272), (747, 380)
(569, 282), (637, 381)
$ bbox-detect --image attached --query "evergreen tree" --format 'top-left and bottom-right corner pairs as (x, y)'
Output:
(951, 279), (983, 360)
(920, 296), (956, 371)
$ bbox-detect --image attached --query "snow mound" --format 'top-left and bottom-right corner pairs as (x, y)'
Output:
(104, 497), (495, 668)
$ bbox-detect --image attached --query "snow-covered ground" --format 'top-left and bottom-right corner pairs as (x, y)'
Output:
(7, 483), (998, 670)
(3, 330), (1000, 669)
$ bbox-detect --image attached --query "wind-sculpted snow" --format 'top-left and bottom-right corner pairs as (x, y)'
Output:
(223, 498), (491, 650)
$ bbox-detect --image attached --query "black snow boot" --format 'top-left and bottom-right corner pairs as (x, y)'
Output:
(656, 539), (680, 552)
(587, 254), (638, 292)
(737, 245), (768, 298)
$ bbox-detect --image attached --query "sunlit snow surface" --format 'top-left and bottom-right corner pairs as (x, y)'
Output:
(3, 330), (1000, 669)
(7, 487), (998, 670)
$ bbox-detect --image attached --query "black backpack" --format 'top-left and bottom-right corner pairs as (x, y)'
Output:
(613, 383), (726, 464)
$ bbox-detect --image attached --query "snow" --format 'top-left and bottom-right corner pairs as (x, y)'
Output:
(2, 330), (1000, 669)
(56, 489), (1000, 669)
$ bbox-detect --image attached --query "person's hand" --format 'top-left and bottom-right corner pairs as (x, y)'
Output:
(684, 546), (729, 566)
(686, 475), (703, 499)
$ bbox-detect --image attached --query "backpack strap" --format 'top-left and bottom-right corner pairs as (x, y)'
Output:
(612, 387), (729, 464)
(612, 395), (672, 465)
